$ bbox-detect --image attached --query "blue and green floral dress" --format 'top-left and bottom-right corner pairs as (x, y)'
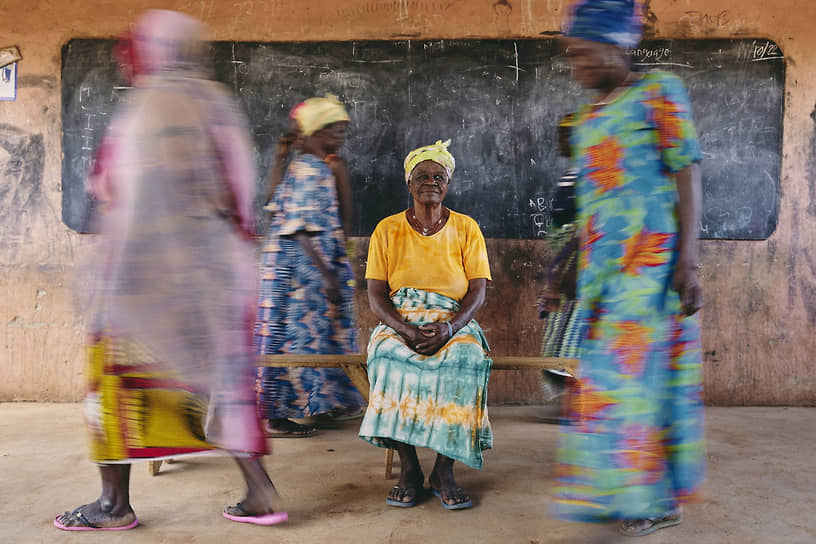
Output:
(553, 71), (706, 521)
(254, 153), (365, 420)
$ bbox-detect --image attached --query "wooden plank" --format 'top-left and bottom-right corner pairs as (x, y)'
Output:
(259, 354), (577, 373)
(488, 356), (578, 373)
(260, 354), (365, 367)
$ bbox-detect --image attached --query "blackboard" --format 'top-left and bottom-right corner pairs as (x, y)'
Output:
(61, 38), (785, 240)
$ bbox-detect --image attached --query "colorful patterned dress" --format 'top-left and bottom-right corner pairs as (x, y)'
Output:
(553, 71), (706, 520)
(358, 210), (493, 468)
(254, 153), (365, 419)
(84, 64), (266, 463)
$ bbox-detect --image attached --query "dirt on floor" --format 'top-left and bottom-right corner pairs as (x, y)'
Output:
(0, 403), (814, 544)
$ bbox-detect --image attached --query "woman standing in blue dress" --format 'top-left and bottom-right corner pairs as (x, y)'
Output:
(255, 96), (365, 437)
(553, 0), (706, 538)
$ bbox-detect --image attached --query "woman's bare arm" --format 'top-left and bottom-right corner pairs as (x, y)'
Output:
(293, 231), (341, 305)
(673, 163), (703, 316)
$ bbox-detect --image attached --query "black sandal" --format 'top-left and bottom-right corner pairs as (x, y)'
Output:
(618, 511), (681, 537)
(264, 418), (317, 438)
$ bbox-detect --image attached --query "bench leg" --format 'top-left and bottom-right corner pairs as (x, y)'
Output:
(385, 448), (395, 479)
(148, 460), (162, 476)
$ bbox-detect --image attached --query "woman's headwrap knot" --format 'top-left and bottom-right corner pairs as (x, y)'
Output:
(565, 0), (644, 50)
(293, 94), (350, 137)
(403, 139), (456, 183)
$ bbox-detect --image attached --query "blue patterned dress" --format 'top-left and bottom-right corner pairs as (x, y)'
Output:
(254, 153), (365, 419)
(553, 71), (706, 521)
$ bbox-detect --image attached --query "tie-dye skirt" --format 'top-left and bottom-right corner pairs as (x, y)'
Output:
(358, 288), (492, 469)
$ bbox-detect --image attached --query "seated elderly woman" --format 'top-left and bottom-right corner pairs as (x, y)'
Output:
(358, 140), (492, 510)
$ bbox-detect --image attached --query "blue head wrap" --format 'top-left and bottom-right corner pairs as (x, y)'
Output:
(565, 0), (643, 49)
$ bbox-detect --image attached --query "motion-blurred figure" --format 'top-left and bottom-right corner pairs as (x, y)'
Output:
(56, 10), (286, 531)
(537, 113), (581, 423)
(552, 0), (706, 538)
(254, 95), (365, 438)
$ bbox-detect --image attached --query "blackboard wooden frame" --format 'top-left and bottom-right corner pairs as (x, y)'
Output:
(61, 38), (784, 240)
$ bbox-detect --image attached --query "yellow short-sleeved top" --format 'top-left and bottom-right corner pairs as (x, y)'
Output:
(365, 209), (492, 302)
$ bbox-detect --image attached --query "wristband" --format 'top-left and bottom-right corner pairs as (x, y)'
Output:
(444, 321), (453, 338)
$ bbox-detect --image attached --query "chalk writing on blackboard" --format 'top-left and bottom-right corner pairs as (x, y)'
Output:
(528, 196), (553, 238)
(62, 38), (785, 240)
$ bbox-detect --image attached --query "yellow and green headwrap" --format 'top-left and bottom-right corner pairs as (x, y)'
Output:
(403, 139), (456, 183)
(293, 94), (350, 137)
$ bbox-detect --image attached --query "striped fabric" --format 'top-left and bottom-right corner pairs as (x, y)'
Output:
(540, 297), (582, 360)
(254, 153), (365, 419)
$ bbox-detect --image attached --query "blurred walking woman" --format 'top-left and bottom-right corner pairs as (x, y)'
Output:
(56, 11), (283, 530)
(359, 140), (492, 510)
(254, 96), (365, 437)
(553, 0), (706, 537)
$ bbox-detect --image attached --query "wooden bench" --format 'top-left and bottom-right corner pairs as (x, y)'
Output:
(148, 353), (577, 477)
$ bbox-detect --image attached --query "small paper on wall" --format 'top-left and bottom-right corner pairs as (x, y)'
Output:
(0, 46), (22, 68)
(0, 62), (16, 101)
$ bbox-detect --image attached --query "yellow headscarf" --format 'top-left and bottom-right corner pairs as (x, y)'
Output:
(293, 94), (350, 137)
(403, 139), (456, 183)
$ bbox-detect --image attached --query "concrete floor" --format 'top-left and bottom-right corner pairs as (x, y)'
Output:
(0, 403), (814, 544)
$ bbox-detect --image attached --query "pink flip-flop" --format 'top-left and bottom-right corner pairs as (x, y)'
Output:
(54, 510), (139, 531)
(222, 503), (288, 526)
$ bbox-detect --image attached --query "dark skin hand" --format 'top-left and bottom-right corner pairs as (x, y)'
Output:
(672, 163), (704, 316)
(367, 278), (487, 355)
(294, 230), (342, 305)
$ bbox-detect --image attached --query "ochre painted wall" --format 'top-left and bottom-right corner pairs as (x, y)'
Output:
(1, 1), (814, 405)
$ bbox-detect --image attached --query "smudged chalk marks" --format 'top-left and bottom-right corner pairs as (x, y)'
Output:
(0, 124), (53, 261)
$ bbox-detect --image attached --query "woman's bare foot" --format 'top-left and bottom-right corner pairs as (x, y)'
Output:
(232, 456), (282, 514)
(387, 461), (424, 507)
(223, 457), (287, 525)
(387, 442), (424, 507)
(55, 464), (135, 530)
(429, 454), (472, 509)
(618, 508), (682, 537)
(428, 482), (471, 508)
(55, 500), (137, 530)
(226, 495), (276, 517)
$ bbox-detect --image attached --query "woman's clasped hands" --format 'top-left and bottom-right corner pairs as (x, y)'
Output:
(402, 322), (453, 355)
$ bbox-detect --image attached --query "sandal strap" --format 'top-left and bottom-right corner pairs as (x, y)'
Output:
(229, 502), (251, 516)
(73, 511), (99, 529)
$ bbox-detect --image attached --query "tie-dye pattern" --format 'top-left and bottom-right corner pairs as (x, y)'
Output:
(553, 71), (706, 521)
(358, 288), (493, 469)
